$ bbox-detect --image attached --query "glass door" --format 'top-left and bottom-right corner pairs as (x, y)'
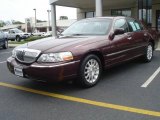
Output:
(156, 10), (160, 31)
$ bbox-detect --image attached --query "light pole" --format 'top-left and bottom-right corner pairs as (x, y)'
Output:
(33, 8), (37, 32)
(47, 10), (51, 32)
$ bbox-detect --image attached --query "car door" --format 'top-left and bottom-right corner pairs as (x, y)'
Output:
(9, 30), (15, 39)
(126, 18), (148, 56)
(106, 18), (134, 66)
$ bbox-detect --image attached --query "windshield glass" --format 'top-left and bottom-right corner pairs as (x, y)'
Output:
(62, 18), (112, 36)
(14, 29), (23, 33)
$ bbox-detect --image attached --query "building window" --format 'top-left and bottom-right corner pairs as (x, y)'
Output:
(138, 0), (152, 26)
(85, 12), (95, 18)
(111, 9), (131, 17)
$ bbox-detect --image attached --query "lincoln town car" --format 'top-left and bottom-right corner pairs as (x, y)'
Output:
(7, 17), (159, 87)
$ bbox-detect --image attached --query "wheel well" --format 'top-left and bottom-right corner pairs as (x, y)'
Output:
(149, 40), (155, 50)
(81, 51), (105, 70)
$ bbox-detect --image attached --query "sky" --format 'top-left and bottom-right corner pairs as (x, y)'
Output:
(0, 0), (77, 23)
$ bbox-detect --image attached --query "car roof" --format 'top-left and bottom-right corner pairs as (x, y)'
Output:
(85, 16), (134, 20)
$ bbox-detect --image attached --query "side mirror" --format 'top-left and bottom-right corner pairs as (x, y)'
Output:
(114, 28), (125, 35)
(109, 28), (125, 40)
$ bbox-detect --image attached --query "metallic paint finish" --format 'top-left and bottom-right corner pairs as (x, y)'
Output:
(7, 17), (159, 82)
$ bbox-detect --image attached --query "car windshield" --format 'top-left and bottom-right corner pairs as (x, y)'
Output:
(62, 18), (112, 36)
(14, 29), (23, 33)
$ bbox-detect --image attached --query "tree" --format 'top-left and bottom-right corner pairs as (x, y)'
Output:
(0, 20), (6, 27)
(59, 16), (68, 20)
(11, 20), (24, 24)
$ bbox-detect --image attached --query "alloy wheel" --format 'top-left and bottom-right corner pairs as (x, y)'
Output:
(84, 59), (100, 84)
(147, 44), (153, 60)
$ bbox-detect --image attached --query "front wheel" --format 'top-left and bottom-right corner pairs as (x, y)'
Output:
(16, 36), (21, 42)
(78, 54), (102, 88)
(142, 42), (153, 62)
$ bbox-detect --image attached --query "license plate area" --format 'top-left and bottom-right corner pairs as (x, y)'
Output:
(14, 67), (23, 77)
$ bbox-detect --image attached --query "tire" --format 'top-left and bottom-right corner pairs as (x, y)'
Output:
(142, 42), (153, 62)
(2, 40), (8, 49)
(16, 36), (21, 42)
(78, 54), (102, 88)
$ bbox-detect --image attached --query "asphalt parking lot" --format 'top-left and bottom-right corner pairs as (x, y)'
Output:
(0, 47), (160, 120)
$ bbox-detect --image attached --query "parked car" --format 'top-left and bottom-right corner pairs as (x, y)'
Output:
(7, 17), (159, 87)
(41, 31), (52, 37)
(7, 28), (30, 42)
(32, 32), (45, 36)
(0, 30), (8, 49)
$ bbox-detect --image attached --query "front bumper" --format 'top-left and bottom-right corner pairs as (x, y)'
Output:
(7, 57), (80, 82)
(21, 35), (29, 39)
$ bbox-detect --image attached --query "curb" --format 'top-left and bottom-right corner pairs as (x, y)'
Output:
(9, 44), (21, 48)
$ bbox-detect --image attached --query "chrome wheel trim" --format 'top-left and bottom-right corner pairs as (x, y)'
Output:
(16, 36), (20, 41)
(84, 59), (100, 84)
(147, 45), (153, 60)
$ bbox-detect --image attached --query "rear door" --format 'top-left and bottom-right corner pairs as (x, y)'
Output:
(126, 18), (148, 56)
(9, 30), (15, 39)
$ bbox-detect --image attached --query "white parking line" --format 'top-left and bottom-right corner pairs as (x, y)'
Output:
(0, 61), (6, 64)
(141, 66), (160, 88)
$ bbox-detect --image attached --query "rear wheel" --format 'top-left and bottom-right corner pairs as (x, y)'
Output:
(2, 40), (8, 49)
(142, 42), (153, 62)
(78, 54), (102, 88)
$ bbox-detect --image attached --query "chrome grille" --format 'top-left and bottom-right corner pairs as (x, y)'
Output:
(15, 48), (41, 63)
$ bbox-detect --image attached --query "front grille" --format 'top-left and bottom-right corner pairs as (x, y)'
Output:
(16, 48), (41, 63)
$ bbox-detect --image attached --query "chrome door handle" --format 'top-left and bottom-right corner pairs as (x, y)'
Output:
(127, 37), (132, 40)
(144, 33), (148, 37)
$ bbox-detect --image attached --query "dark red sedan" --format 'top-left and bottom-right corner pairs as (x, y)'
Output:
(7, 17), (159, 87)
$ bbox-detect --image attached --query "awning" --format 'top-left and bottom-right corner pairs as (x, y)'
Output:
(50, 0), (136, 10)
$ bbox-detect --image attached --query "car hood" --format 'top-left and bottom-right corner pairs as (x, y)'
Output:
(16, 36), (107, 53)
(19, 33), (28, 35)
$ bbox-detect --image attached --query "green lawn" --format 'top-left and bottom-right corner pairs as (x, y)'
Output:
(9, 36), (48, 44)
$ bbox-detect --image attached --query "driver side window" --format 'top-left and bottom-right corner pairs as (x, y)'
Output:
(114, 19), (128, 33)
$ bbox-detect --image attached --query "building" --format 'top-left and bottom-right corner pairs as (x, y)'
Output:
(49, 0), (160, 36)
(1, 24), (26, 32)
(0, 18), (76, 33)
(25, 17), (76, 33)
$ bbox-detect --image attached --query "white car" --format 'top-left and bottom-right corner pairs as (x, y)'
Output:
(41, 32), (52, 37)
(7, 28), (30, 42)
(32, 32), (45, 36)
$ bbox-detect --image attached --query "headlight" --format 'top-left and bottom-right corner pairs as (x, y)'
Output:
(37, 52), (73, 63)
(12, 49), (16, 58)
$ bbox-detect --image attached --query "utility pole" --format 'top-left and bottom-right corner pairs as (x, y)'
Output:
(33, 8), (37, 32)
(47, 10), (51, 32)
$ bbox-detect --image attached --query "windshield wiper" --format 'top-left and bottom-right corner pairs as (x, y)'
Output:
(70, 34), (84, 36)
(58, 33), (84, 38)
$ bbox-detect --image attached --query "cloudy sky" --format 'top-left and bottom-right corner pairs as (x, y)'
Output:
(0, 0), (77, 22)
